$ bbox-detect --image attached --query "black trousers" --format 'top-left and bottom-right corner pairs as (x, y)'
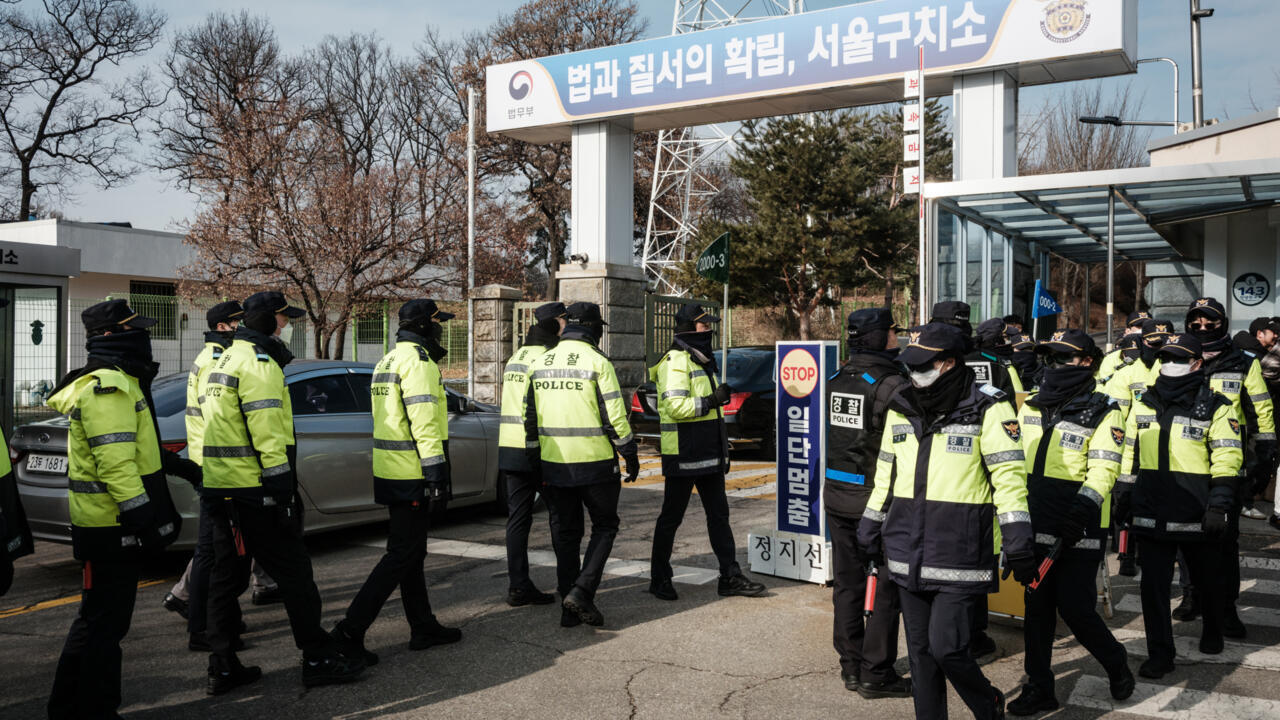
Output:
(1023, 552), (1127, 696)
(345, 501), (433, 633)
(504, 470), (542, 591)
(205, 497), (331, 669)
(1219, 499), (1242, 607)
(546, 480), (620, 599)
(828, 512), (901, 683)
(1139, 536), (1223, 665)
(899, 588), (998, 720)
(650, 471), (740, 581)
(48, 558), (141, 720)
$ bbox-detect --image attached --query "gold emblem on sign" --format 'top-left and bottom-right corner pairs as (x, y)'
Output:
(1040, 0), (1091, 44)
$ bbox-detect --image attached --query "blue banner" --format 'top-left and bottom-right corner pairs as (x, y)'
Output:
(1032, 279), (1062, 319)
(776, 342), (835, 536)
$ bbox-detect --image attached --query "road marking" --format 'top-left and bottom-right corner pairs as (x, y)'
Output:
(414, 538), (721, 586)
(1241, 556), (1280, 571)
(1112, 628), (1280, 672)
(1068, 674), (1280, 719)
(0, 579), (167, 620)
(1114, 595), (1280, 628)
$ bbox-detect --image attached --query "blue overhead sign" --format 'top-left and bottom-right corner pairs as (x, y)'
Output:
(488, 0), (1137, 142)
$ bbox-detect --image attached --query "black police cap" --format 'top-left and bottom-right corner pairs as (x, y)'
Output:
(846, 308), (901, 338)
(674, 303), (720, 324)
(399, 298), (455, 325)
(1036, 328), (1099, 357)
(898, 322), (969, 366)
(206, 300), (244, 329)
(975, 318), (1010, 346)
(1186, 297), (1227, 324)
(1159, 333), (1202, 359)
(1125, 310), (1152, 328)
(533, 302), (567, 323)
(1010, 333), (1035, 351)
(1141, 318), (1174, 344)
(244, 291), (305, 318)
(81, 299), (156, 333)
(565, 301), (607, 325)
(930, 300), (971, 325)
(1249, 316), (1280, 334)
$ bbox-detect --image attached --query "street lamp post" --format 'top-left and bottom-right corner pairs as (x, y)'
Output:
(1136, 57), (1180, 132)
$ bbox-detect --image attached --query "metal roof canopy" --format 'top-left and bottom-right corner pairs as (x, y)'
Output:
(924, 158), (1280, 264)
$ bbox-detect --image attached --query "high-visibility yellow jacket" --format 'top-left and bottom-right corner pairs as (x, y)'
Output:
(1020, 389), (1124, 555)
(371, 340), (448, 504)
(1097, 348), (1127, 383)
(499, 342), (552, 473)
(48, 367), (176, 559)
(525, 334), (634, 486)
(651, 346), (727, 477)
(859, 381), (1033, 593)
(199, 334), (294, 500)
(1105, 358), (1161, 417)
(185, 333), (228, 466)
(1119, 382), (1243, 540)
(1202, 348), (1275, 441)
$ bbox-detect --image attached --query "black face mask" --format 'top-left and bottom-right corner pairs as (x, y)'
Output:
(397, 324), (447, 362)
(1035, 364), (1096, 407)
(850, 329), (889, 353)
(1140, 342), (1161, 368)
(234, 325), (293, 367)
(206, 329), (234, 346)
(1153, 368), (1205, 407)
(86, 329), (155, 380)
(913, 362), (973, 419)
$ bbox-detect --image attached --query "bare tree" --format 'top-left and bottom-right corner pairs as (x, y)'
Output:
(0, 0), (165, 220)
(1019, 83), (1151, 174)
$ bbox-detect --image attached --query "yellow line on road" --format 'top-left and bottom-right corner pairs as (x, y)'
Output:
(0, 579), (167, 620)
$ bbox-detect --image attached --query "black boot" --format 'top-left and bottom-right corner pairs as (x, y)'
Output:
(330, 619), (379, 666)
(717, 572), (766, 597)
(1108, 660), (1135, 701)
(207, 658), (262, 696)
(1007, 684), (1059, 716)
(560, 607), (583, 628)
(162, 592), (189, 619)
(857, 675), (912, 700)
(1118, 554), (1138, 577)
(302, 654), (366, 688)
(648, 579), (678, 601)
(410, 616), (463, 650)
(507, 586), (556, 606)
(1223, 607), (1247, 639)
(1172, 588), (1199, 621)
(563, 586), (604, 626)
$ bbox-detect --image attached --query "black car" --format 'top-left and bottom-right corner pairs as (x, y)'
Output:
(629, 346), (776, 456)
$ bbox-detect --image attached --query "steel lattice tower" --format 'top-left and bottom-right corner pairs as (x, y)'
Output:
(641, 1), (802, 295)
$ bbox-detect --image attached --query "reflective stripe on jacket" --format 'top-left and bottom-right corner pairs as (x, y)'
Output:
(859, 381), (1032, 593)
(1204, 350), (1275, 441)
(1021, 391), (1123, 554)
(184, 340), (224, 465)
(47, 367), (164, 559)
(499, 343), (550, 472)
(525, 337), (633, 486)
(199, 339), (293, 498)
(371, 341), (448, 503)
(652, 348), (726, 477)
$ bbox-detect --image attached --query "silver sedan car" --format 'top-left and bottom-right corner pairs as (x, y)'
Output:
(13, 360), (505, 551)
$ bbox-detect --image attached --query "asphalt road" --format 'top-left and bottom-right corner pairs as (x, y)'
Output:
(4, 454), (1280, 719)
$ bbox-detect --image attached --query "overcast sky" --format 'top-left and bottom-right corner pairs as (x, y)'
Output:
(39, 0), (1280, 231)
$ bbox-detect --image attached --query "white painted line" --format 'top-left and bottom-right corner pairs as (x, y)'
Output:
(1114, 595), (1280, 628)
(728, 482), (776, 498)
(377, 538), (722, 586)
(1240, 556), (1280, 571)
(1112, 628), (1280, 671)
(1068, 674), (1280, 719)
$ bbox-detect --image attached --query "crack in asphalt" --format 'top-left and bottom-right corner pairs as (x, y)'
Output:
(715, 669), (827, 714)
(624, 664), (647, 719)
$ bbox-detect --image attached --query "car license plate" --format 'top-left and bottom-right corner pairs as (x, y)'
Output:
(26, 453), (68, 474)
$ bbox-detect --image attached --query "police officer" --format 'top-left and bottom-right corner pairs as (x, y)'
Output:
(330, 299), (463, 664)
(1007, 329), (1133, 715)
(647, 304), (765, 602)
(525, 302), (639, 627)
(201, 291), (363, 693)
(1233, 317), (1280, 521)
(0, 417), (32, 597)
(858, 322), (1036, 720)
(47, 300), (184, 719)
(1099, 334), (1140, 388)
(1106, 318), (1174, 416)
(1097, 311), (1152, 381)
(823, 308), (911, 700)
(1008, 332), (1041, 392)
(163, 300), (279, 651)
(1183, 297), (1275, 638)
(975, 317), (1024, 394)
(1116, 333), (1243, 678)
(499, 302), (566, 606)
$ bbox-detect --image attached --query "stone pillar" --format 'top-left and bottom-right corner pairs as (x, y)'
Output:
(471, 284), (522, 405)
(558, 263), (647, 389)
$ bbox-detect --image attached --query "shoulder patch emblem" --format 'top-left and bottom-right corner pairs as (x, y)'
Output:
(1228, 418), (1241, 435)
(1002, 420), (1021, 442)
(1111, 427), (1125, 446)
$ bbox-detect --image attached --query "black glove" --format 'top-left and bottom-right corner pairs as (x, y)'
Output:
(1059, 494), (1097, 547)
(119, 501), (162, 551)
(1202, 505), (1230, 538)
(1256, 439), (1277, 468)
(163, 450), (203, 488)
(1112, 490), (1132, 526)
(712, 383), (734, 406)
(623, 452), (640, 483)
(425, 480), (447, 501)
(1006, 552), (1039, 586)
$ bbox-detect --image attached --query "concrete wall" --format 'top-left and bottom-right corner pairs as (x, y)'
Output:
(1149, 114), (1280, 167)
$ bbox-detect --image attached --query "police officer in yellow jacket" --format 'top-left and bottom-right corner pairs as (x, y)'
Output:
(526, 302), (639, 627)
(1105, 318), (1173, 417)
(647, 304), (765, 602)
(47, 300), (185, 719)
(1116, 333), (1243, 679)
(1097, 311), (1151, 381)
(858, 322), (1036, 720)
(1184, 297), (1275, 638)
(1007, 330), (1133, 716)
(498, 302), (565, 607)
(331, 299), (463, 663)
(201, 291), (363, 694)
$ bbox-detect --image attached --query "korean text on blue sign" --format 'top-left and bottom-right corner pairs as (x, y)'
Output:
(776, 343), (825, 535)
